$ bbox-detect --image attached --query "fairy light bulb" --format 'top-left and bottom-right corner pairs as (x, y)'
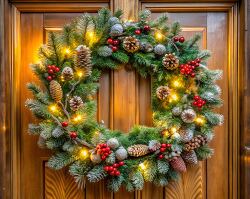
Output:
(155, 31), (164, 41)
(77, 71), (83, 78)
(172, 79), (183, 88)
(195, 116), (206, 125)
(48, 104), (58, 113)
(169, 92), (179, 103)
(64, 48), (71, 55)
(139, 162), (146, 170)
(170, 127), (177, 134)
(79, 148), (89, 159)
(72, 114), (84, 123)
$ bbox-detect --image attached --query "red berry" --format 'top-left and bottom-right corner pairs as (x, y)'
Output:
(180, 64), (184, 68)
(166, 143), (171, 148)
(195, 63), (200, 67)
(61, 121), (68, 127)
(198, 99), (203, 104)
(197, 103), (203, 108)
(48, 69), (54, 74)
(54, 67), (60, 72)
(104, 152), (109, 156)
(191, 60), (195, 65)
(70, 132), (77, 139)
(109, 166), (114, 171)
(160, 147), (166, 152)
(110, 171), (115, 176)
(111, 46), (118, 52)
(97, 149), (102, 154)
(135, 29), (141, 35)
(47, 65), (52, 69)
(196, 58), (201, 63)
(51, 65), (56, 70)
(161, 143), (167, 148)
(47, 76), (52, 81)
(179, 36), (185, 43)
(144, 25), (151, 31)
(113, 39), (119, 46)
(158, 154), (164, 159)
(113, 163), (119, 168)
(103, 143), (107, 148)
(101, 155), (106, 160)
(107, 38), (113, 44)
(202, 100), (206, 105)
(180, 69), (185, 74)
(119, 161), (124, 166)
(173, 36), (179, 42)
(193, 101), (198, 106)
(104, 166), (109, 172)
(115, 171), (120, 176)
(194, 96), (200, 101)
(108, 151), (112, 154)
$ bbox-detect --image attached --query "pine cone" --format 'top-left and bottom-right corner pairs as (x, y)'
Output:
(181, 109), (196, 123)
(75, 45), (92, 76)
(184, 135), (207, 152)
(148, 140), (161, 151)
(156, 86), (170, 100)
(69, 96), (83, 111)
(154, 44), (166, 55)
(127, 144), (149, 157)
(49, 80), (63, 102)
(140, 42), (153, 52)
(123, 36), (140, 53)
(170, 156), (187, 172)
(62, 67), (74, 80)
(162, 53), (179, 70)
(182, 151), (198, 164)
(179, 128), (194, 142)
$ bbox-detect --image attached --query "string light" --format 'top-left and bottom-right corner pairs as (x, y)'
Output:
(48, 104), (58, 113)
(169, 92), (179, 103)
(86, 31), (98, 46)
(171, 78), (184, 88)
(64, 47), (71, 55)
(139, 162), (146, 170)
(155, 31), (164, 41)
(194, 116), (206, 125)
(77, 71), (84, 78)
(72, 114), (84, 123)
(79, 148), (89, 159)
(170, 127), (177, 134)
(162, 129), (170, 137)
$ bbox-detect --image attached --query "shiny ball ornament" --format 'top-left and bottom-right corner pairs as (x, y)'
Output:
(143, 25), (151, 32)
(107, 38), (113, 45)
(173, 36), (179, 42)
(90, 152), (102, 164)
(135, 29), (141, 35)
(111, 46), (118, 52)
(47, 76), (52, 81)
(61, 121), (68, 127)
(115, 147), (128, 161)
(112, 39), (120, 46)
(107, 138), (119, 149)
(154, 44), (166, 56)
(181, 109), (196, 123)
(110, 24), (123, 36)
(179, 36), (185, 43)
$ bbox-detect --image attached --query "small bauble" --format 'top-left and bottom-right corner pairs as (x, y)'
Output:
(162, 53), (179, 70)
(173, 36), (179, 42)
(111, 46), (118, 52)
(112, 39), (120, 46)
(62, 67), (74, 80)
(181, 109), (196, 123)
(172, 107), (182, 116)
(90, 152), (102, 164)
(70, 131), (77, 139)
(97, 46), (113, 57)
(143, 25), (151, 32)
(108, 17), (120, 25)
(107, 38), (113, 45)
(179, 36), (185, 43)
(156, 86), (170, 100)
(69, 96), (84, 111)
(61, 121), (68, 128)
(148, 140), (161, 151)
(110, 24), (123, 36)
(154, 44), (166, 56)
(115, 147), (128, 161)
(107, 138), (119, 149)
(49, 80), (63, 102)
(135, 29), (141, 35)
(140, 42), (153, 52)
(172, 132), (181, 140)
(123, 36), (140, 53)
(47, 76), (52, 81)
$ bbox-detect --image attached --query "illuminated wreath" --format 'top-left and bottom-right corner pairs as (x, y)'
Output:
(26, 8), (223, 192)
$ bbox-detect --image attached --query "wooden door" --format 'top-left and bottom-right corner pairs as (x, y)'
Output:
(15, 1), (237, 199)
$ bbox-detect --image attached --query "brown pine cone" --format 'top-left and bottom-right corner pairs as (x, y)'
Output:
(162, 53), (179, 70)
(184, 135), (207, 152)
(127, 144), (149, 157)
(69, 96), (83, 111)
(49, 80), (63, 102)
(123, 36), (140, 53)
(75, 45), (92, 76)
(170, 156), (187, 172)
(156, 86), (170, 100)
(62, 67), (74, 80)
(182, 150), (198, 164)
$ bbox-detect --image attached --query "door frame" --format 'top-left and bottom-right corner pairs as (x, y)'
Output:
(0, 0), (242, 198)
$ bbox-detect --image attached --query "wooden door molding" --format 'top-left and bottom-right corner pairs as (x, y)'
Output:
(0, 1), (241, 199)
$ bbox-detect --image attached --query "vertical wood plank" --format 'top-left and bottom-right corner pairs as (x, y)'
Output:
(206, 12), (229, 199)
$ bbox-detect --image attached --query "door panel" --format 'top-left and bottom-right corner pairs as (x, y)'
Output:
(19, 6), (229, 199)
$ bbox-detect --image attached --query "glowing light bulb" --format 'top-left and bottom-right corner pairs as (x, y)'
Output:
(79, 148), (89, 159)
(48, 104), (58, 113)
(170, 127), (177, 134)
(64, 48), (71, 55)
(161, 129), (170, 137)
(155, 31), (164, 41)
(72, 114), (83, 123)
(169, 93), (179, 103)
(172, 79), (183, 88)
(139, 162), (146, 170)
(77, 71), (83, 78)
(195, 116), (206, 125)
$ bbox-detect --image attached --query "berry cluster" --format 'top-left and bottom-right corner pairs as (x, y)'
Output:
(104, 161), (124, 176)
(134, 25), (151, 35)
(69, 131), (78, 139)
(179, 58), (201, 77)
(96, 143), (112, 160)
(46, 65), (60, 81)
(173, 36), (185, 43)
(192, 95), (206, 108)
(107, 38), (120, 52)
(158, 143), (172, 159)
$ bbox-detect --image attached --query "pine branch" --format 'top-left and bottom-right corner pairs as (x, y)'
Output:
(48, 152), (74, 170)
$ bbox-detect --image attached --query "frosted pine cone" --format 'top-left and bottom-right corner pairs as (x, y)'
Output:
(162, 53), (179, 70)
(69, 96), (83, 111)
(154, 44), (166, 55)
(148, 140), (161, 151)
(75, 45), (92, 76)
(170, 156), (187, 172)
(156, 86), (170, 100)
(184, 135), (207, 152)
(181, 109), (196, 123)
(140, 42), (153, 52)
(49, 80), (63, 102)
(182, 151), (198, 164)
(107, 138), (119, 149)
(62, 67), (74, 80)
(127, 144), (149, 157)
(123, 36), (140, 53)
(172, 107), (182, 116)
(115, 147), (128, 160)
(179, 128), (194, 142)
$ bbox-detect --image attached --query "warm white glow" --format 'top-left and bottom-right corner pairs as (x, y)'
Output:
(48, 104), (58, 113)
(195, 116), (206, 125)
(169, 93), (179, 103)
(64, 48), (71, 55)
(170, 127), (177, 134)
(72, 114), (84, 123)
(139, 162), (146, 170)
(77, 71), (83, 78)
(79, 148), (89, 159)
(172, 79), (183, 88)
(155, 31), (164, 41)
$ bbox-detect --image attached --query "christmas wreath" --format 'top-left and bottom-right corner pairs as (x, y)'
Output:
(26, 8), (223, 192)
